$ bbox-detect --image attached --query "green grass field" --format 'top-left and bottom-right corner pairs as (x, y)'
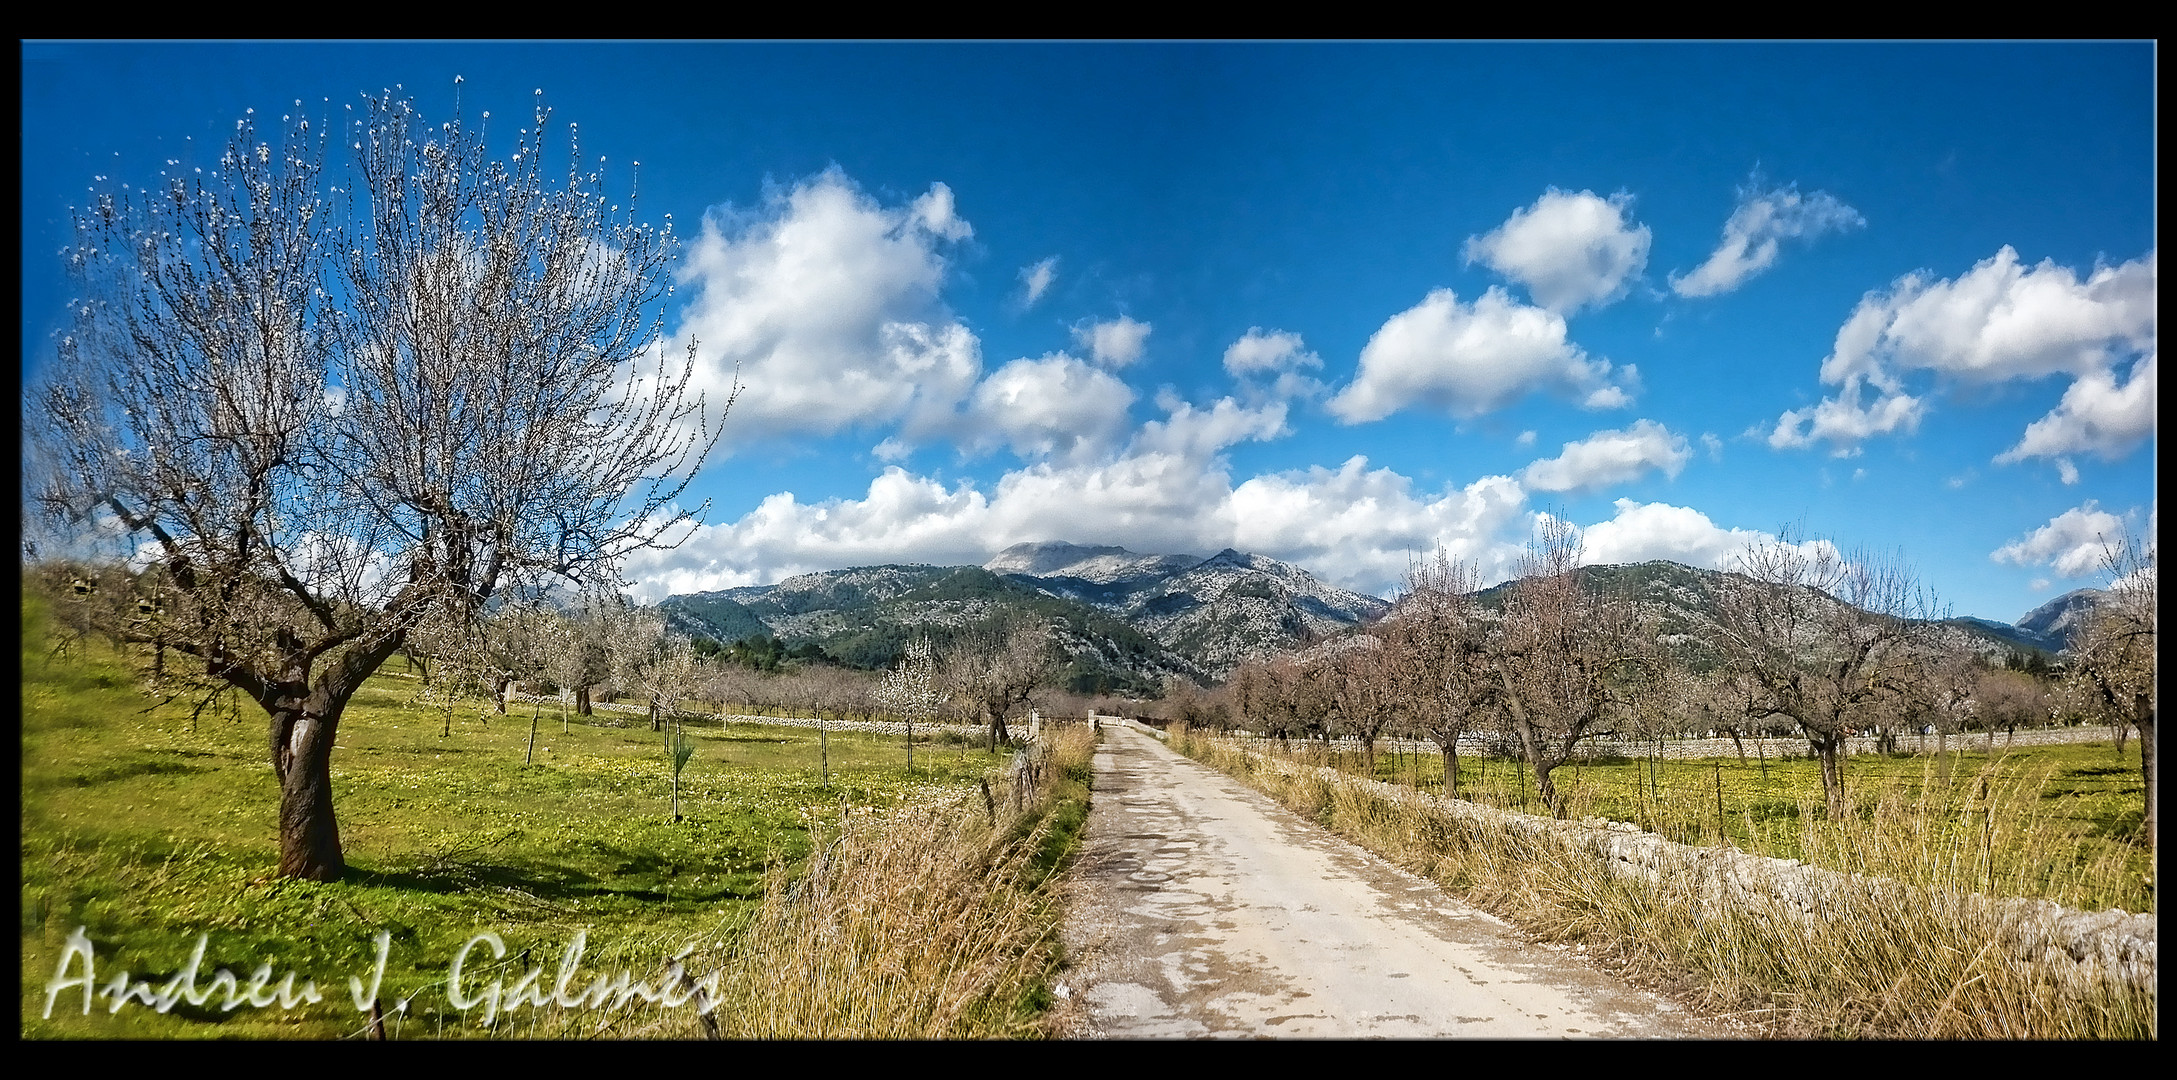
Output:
(1258, 734), (2152, 915)
(20, 604), (1016, 1039)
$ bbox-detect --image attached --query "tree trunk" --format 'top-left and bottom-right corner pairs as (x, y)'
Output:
(1441, 743), (1460, 798)
(1812, 731), (1846, 818)
(1531, 758), (1561, 818)
(495, 674), (512, 715)
(270, 699), (347, 882)
(990, 709), (1010, 746)
(1499, 680), (1566, 818)
(650, 696), (662, 732)
(2136, 707), (2156, 863)
(577, 685), (593, 717)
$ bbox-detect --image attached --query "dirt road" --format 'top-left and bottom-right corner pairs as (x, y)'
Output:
(1056, 722), (1727, 1039)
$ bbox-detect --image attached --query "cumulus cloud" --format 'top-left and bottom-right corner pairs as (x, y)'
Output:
(1077, 315), (1152, 368)
(1221, 327), (1327, 403)
(1134, 391), (1290, 459)
(966, 352), (1136, 461)
(622, 413), (1841, 601)
(1223, 327), (1321, 376)
(1328, 287), (1632, 423)
(1671, 180), (1864, 298)
(1994, 353), (2157, 466)
(1464, 189), (1651, 313)
(1019, 256), (1058, 307)
(1519, 420), (1692, 494)
(1575, 500), (1841, 573)
(1990, 502), (2131, 578)
(621, 392), (1292, 599)
(621, 469), (1000, 600)
(1772, 247), (2156, 457)
(1769, 383), (1926, 455)
(1822, 247), (2154, 386)
(1232, 463), (1532, 591)
(673, 169), (981, 446)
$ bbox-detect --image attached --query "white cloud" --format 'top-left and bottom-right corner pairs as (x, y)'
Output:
(1991, 502), (2130, 578)
(910, 183), (972, 242)
(1995, 353), (2157, 466)
(621, 469), (999, 601)
(622, 392), (1293, 599)
(1575, 500), (1840, 573)
(1232, 463), (1531, 591)
(1464, 189), (1651, 313)
(1671, 180), (1863, 298)
(1823, 247), (2155, 386)
(1519, 420), (1692, 494)
(966, 352), (1136, 461)
(1773, 247), (2156, 457)
(1077, 315), (1151, 368)
(624, 410), (1860, 602)
(1328, 287), (1632, 423)
(1700, 433), (1724, 461)
(673, 169), (981, 446)
(1768, 382), (1925, 455)
(1134, 391), (1290, 459)
(1516, 430), (1537, 447)
(1019, 256), (1058, 307)
(1222, 327), (1321, 376)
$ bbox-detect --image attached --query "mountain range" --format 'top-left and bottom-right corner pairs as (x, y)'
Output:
(659, 541), (1390, 688)
(659, 541), (2099, 690)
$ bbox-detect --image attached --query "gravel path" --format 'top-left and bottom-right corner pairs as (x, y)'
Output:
(1055, 723), (1729, 1039)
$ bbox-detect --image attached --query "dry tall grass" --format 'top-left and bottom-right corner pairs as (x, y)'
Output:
(1168, 725), (2155, 1039)
(435, 726), (1096, 1040)
(653, 724), (1096, 1039)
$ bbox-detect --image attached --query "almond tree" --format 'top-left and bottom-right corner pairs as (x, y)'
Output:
(945, 620), (1053, 745)
(603, 604), (697, 733)
(1491, 518), (1661, 818)
(1388, 548), (1496, 797)
(2068, 530), (2155, 860)
(25, 90), (717, 880)
(1324, 637), (1397, 776)
(877, 636), (947, 770)
(1974, 667), (2050, 749)
(1710, 531), (1935, 818)
(540, 604), (603, 735)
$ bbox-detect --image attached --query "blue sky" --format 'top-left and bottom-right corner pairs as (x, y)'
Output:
(21, 42), (2157, 623)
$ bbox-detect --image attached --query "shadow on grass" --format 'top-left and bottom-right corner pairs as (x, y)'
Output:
(352, 852), (767, 907)
(61, 758), (206, 787)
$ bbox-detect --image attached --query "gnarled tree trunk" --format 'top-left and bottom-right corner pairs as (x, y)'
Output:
(270, 698), (346, 881)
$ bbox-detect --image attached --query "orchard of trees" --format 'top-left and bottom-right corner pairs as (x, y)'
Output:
(1167, 525), (2155, 854)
